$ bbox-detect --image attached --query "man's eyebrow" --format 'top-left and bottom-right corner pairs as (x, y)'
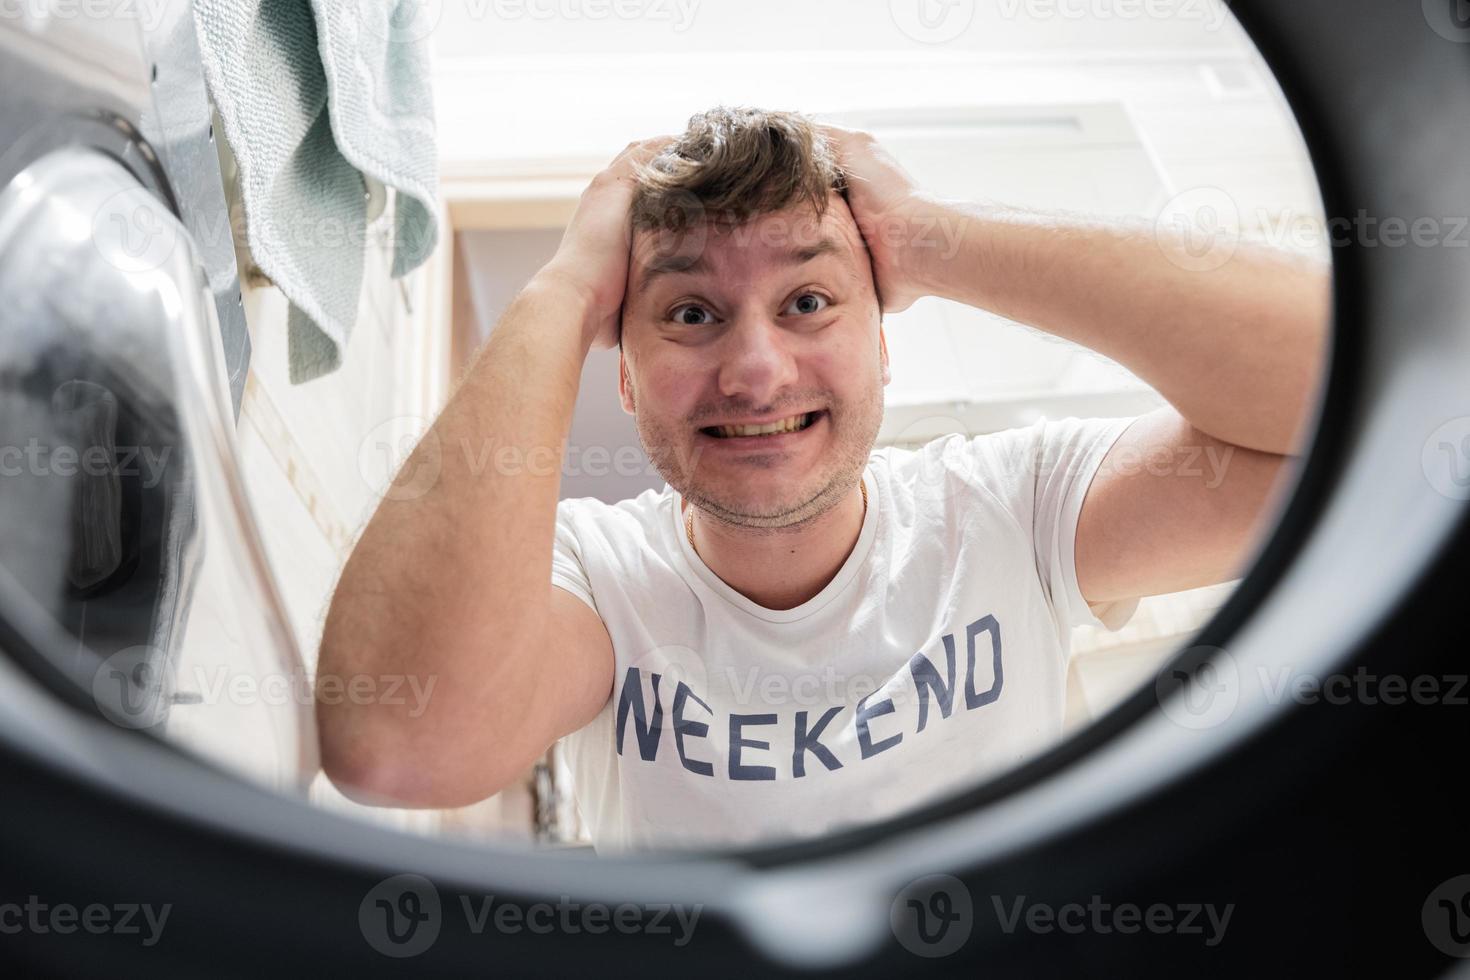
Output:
(636, 236), (844, 293)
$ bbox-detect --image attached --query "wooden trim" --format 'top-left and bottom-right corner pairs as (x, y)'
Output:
(443, 174), (588, 231)
(408, 196), (458, 417)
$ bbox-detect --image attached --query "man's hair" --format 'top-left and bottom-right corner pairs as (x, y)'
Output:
(629, 106), (849, 233)
(618, 107), (880, 352)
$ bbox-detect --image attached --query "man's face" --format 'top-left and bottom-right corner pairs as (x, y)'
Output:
(618, 191), (891, 529)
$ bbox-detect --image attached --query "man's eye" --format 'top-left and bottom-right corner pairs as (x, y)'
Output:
(669, 303), (714, 326)
(785, 292), (830, 316)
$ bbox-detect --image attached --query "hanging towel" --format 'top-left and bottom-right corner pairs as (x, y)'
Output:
(192, 0), (440, 382)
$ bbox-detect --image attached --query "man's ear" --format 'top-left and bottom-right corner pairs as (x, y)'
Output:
(618, 345), (635, 414)
(879, 322), (892, 386)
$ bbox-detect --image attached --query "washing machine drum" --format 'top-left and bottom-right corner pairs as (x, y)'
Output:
(0, 148), (207, 721)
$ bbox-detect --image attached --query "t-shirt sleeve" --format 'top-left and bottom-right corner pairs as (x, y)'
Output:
(550, 498), (600, 614)
(978, 415), (1143, 634)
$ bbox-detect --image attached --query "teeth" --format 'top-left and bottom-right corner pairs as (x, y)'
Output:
(713, 412), (814, 438)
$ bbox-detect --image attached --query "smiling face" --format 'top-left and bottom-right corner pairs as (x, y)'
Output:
(618, 191), (891, 529)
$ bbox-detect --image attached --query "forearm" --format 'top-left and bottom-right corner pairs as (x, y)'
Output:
(316, 272), (596, 801)
(918, 200), (1331, 455)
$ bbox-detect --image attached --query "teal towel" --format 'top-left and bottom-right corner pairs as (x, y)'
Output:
(193, 0), (440, 383)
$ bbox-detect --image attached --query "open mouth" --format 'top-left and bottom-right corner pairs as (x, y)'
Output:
(699, 410), (824, 439)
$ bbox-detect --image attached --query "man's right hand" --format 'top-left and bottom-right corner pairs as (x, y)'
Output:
(538, 136), (675, 350)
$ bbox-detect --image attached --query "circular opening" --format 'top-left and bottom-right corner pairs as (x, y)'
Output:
(6, 1), (1468, 973)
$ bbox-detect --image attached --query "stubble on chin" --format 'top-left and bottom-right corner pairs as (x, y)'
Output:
(637, 396), (882, 534)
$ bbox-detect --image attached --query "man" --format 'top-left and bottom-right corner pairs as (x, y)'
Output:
(317, 107), (1329, 852)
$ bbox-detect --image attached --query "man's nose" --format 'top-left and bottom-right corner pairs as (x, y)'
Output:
(715, 312), (800, 406)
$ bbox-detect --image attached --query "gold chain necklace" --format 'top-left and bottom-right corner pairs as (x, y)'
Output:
(686, 479), (867, 560)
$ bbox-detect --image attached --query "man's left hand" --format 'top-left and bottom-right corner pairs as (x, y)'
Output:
(820, 124), (949, 314)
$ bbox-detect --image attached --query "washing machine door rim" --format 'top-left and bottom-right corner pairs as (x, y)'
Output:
(1, 0), (1467, 973)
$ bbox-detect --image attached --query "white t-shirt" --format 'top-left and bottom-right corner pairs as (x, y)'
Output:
(550, 415), (1141, 853)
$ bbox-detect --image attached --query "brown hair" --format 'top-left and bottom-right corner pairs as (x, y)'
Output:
(629, 106), (849, 233)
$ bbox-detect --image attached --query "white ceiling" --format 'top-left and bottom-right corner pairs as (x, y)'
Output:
(428, 0), (1248, 60)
